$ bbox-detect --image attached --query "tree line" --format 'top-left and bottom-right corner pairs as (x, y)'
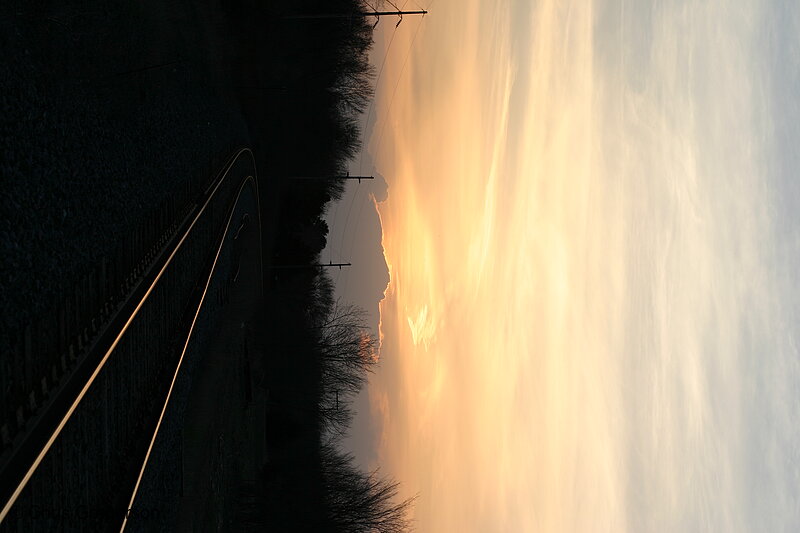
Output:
(225, 0), (415, 530)
(243, 268), (414, 532)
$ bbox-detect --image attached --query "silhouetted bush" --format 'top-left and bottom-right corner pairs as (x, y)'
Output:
(321, 443), (415, 533)
(230, 1), (413, 529)
(316, 302), (377, 437)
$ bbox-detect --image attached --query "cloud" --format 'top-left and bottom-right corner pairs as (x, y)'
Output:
(366, 0), (800, 531)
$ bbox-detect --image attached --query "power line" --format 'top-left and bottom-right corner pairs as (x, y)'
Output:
(329, 1), (407, 265)
(343, 11), (428, 259)
(283, 10), (427, 21)
(370, 12), (427, 169)
(337, 1), (431, 296)
(336, 0), (414, 265)
(268, 262), (352, 270)
(332, 0), (433, 292)
(358, 11), (404, 175)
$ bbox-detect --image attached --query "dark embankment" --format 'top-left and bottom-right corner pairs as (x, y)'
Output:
(2, 0), (413, 529)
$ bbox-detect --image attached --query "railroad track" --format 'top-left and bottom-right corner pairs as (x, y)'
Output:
(0, 148), (262, 531)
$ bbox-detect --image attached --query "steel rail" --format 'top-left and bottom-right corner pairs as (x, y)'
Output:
(0, 148), (260, 523)
(119, 171), (261, 531)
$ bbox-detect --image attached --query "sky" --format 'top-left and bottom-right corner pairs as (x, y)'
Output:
(325, 0), (800, 530)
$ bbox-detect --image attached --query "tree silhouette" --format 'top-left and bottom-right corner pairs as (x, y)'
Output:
(320, 443), (416, 533)
(315, 302), (377, 437)
(226, 1), (414, 527)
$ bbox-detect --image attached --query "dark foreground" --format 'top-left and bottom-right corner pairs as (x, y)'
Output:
(2, 0), (412, 531)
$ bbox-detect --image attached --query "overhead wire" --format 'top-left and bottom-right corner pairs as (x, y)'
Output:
(338, 3), (430, 297)
(369, 3), (428, 172)
(328, 0), (405, 273)
(328, 0), (398, 272)
(332, 0), (415, 287)
(358, 2), (406, 176)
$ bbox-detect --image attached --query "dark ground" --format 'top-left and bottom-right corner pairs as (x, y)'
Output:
(0, 0), (354, 349)
(1, 1), (379, 529)
(0, 0), (256, 349)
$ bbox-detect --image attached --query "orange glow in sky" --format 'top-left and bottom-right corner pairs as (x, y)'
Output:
(364, 1), (800, 531)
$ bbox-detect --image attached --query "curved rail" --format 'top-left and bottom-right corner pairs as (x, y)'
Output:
(120, 172), (261, 531)
(0, 148), (261, 524)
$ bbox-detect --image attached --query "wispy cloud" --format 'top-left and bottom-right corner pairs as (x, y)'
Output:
(367, 0), (800, 530)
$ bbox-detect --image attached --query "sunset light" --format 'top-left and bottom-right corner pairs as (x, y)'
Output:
(366, 1), (800, 530)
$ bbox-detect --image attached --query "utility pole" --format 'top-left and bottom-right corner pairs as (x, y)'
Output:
(268, 262), (351, 270)
(288, 175), (374, 183)
(283, 9), (427, 27)
(283, 10), (427, 20)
